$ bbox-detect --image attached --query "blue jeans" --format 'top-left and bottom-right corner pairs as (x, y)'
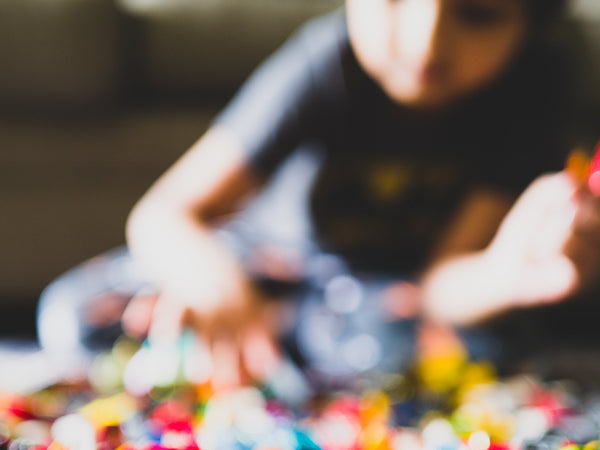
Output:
(37, 240), (425, 388)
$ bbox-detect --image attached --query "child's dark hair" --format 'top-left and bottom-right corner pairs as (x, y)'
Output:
(527, 0), (568, 24)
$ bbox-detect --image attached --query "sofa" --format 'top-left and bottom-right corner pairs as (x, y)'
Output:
(0, 0), (343, 312)
(0, 0), (598, 319)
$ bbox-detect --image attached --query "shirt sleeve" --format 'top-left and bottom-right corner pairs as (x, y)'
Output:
(213, 10), (346, 179)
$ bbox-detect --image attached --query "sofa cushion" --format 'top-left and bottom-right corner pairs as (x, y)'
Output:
(118, 0), (343, 99)
(0, 0), (121, 113)
(0, 107), (215, 300)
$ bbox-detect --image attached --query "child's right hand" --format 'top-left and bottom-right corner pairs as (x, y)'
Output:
(157, 270), (282, 390)
(122, 264), (283, 391)
(124, 127), (285, 392)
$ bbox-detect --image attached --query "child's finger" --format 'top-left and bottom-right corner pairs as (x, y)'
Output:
(210, 334), (242, 391)
(527, 181), (577, 259)
(121, 288), (160, 338)
(147, 294), (187, 343)
(572, 193), (600, 237)
(241, 322), (282, 382)
(517, 255), (578, 305)
(123, 298), (187, 396)
(382, 281), (421, 320)
(492, 173), (575, 253)
(182, 331), (214, 384)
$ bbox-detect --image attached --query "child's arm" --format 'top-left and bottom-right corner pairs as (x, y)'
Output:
(127, 127), (258, 293)
(126, 126), (282, 388)
(421, 170), (600, 326)
(125, 12), (344, 388)
(420, 187), (518, 325)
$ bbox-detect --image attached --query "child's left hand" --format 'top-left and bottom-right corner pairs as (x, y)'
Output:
(487, 171), (600, 306)
(423, 171), (600, 326)
(563, 176), (600, 288)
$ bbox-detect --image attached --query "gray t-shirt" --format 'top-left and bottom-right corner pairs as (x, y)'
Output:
(215, 9), (572, 275)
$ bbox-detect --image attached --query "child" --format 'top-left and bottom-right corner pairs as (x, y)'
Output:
(40, 0), (600, 387)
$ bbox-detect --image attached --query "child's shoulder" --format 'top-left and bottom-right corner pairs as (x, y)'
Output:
(290, 7), (352, 74)
(296, 7), (348, 46)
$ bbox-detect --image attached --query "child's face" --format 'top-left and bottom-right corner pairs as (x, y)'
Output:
(346, 0), (527, 109)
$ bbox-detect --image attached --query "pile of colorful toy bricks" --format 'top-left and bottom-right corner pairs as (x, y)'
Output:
(2, 333), (600, 450)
